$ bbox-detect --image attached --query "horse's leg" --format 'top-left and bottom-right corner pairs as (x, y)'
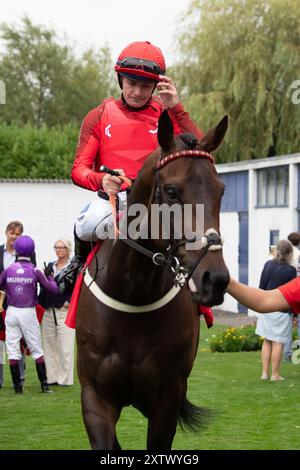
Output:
(147, 383), (184, 451)
(81, 384), (121, 450)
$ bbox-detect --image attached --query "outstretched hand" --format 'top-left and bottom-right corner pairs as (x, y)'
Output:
(157, 75), (179, 109)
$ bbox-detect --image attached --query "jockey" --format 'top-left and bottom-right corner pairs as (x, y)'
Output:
(0, 236), (58, 393)
(58, 40), (204, 294)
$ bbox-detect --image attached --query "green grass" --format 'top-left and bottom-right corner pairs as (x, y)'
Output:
(1, 323), (299, 450)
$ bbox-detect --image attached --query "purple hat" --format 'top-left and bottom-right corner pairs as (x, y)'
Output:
(14, 235), (35, 257)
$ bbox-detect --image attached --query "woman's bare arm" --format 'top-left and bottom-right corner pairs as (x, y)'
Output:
(227, 277), (290, 313)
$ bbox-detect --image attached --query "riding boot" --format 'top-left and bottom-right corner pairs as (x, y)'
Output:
(35, 360), (52, 393)
(9, 363), (23, 394)
(56, 230), (92, 295)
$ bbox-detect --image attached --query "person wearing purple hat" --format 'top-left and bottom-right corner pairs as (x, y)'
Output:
(0, 235), (58, 393)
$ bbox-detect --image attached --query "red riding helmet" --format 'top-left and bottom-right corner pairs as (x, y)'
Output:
(115, 41), (166, 82)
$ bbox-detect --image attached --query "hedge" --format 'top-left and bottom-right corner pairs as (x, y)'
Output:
(0, 123), (78, 179)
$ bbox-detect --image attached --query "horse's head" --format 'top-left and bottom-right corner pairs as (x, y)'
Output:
(154, 110), (230, 306)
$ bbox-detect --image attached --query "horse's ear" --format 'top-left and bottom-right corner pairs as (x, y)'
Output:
(200, 115), (228, 152)
(158, 110), (174, 151)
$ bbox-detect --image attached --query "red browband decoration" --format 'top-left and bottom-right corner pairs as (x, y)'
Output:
(156, 150), (215, 170)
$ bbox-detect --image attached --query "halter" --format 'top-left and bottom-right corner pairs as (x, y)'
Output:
(119, 146), (223, 287)
(84, 146), (224, 313)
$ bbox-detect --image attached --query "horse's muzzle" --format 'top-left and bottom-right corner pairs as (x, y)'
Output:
(189, 268), (230, 306)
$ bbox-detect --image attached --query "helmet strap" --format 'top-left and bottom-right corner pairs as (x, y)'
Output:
(121, 93), (153, 111)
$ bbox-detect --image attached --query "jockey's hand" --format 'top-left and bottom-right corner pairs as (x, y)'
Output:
(157, 75), (179, 109)
(102, 169), (125, 196)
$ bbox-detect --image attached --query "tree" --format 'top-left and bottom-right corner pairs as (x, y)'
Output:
(173, 0), (300, 162)
(0, 17), (117, 126)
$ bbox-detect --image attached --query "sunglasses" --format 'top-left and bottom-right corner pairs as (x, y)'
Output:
(117, 57), (163, 75)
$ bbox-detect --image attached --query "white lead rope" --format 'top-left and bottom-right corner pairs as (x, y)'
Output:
(84, 268), (181, 313)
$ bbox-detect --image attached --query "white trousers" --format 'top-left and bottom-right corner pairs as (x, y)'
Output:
(5, 306), (43, 360)
(41, 306), (75, 385)
(75, 192), (127, 241)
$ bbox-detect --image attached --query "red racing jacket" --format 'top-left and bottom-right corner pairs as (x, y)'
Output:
(71, 96), (204, 192)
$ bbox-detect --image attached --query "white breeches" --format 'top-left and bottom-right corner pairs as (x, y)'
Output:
(75, 192), (127, 241)
(41, 306), (75, 385)
(5, 306), (43, 360)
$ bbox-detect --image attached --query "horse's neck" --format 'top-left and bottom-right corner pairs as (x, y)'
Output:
(99, 238), (172, 305)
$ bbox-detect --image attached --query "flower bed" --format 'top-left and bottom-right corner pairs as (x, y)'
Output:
(209, 325), (263, 352)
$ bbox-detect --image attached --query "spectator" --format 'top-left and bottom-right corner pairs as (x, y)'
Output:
(0, 290), (5, 389)
(0, 235), (58, 393)
(0, 221), (36, 385)
(256, 240), (296, 380)
(39, 239), (75, 385)
(283, 232), (300, 361)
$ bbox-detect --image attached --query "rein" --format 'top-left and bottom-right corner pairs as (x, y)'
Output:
(84, 147), (223, 312)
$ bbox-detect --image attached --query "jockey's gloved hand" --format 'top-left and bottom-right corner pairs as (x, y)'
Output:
(44, 263), (54, 278)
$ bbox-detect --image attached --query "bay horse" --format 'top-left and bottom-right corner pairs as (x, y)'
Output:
(76, 110), (229, 450)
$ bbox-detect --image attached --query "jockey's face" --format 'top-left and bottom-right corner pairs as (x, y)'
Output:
(122, 76), (155, 108)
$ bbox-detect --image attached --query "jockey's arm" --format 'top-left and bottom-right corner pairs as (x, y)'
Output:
(71, 105), (106, 192)
(227, 277), (291, 313)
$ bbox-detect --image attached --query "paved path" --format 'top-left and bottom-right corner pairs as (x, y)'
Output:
(213, 308), (257, 327)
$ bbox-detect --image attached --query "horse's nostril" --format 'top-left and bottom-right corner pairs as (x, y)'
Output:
(200, 269), (230, 302)
(201, 271), (212, 296)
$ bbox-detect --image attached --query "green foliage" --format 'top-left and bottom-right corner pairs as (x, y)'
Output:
(210, 325), (262, 352)
(173, 0), (300, 162)
(0, 16), (117, 126)
(0, 122), (78, 178)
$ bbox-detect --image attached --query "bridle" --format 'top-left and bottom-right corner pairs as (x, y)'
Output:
(84, 145), (224, 313)
(119, 147), (223, 287)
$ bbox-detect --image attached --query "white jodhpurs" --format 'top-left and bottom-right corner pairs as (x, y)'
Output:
(5, 306), (44, 360)
(75, 192), (127, 242)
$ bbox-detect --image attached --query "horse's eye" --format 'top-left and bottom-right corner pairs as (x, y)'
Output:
(164, 185), (179, 201)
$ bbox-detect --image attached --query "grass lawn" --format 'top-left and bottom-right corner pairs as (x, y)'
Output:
(0, 323), (299, 450)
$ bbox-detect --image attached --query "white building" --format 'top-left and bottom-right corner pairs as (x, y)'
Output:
(218, 152), (300, 314)
(0, 179), (94, 267)
(1, 151), (300, 315)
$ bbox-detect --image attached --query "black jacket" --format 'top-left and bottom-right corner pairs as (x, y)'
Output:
(38, 262), (71, 309)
